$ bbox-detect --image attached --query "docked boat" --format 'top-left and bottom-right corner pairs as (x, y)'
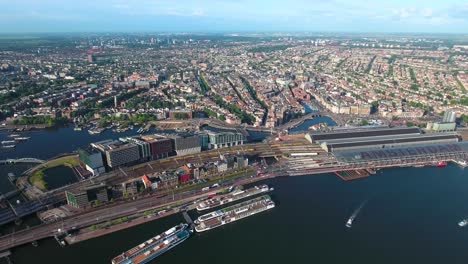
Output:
(434, 161), (447, 168)
(14, 137), (30, 142)
(88, 127), (105, 135)
(196, 185), (272, 212)
(2, 145), (15, 148)
(459, 220), (467, 227)
(195, 195), (275, 232)
(111, 223), (191, 264)
(308, 122), (328, 131)
(8, 134), (20, 138)
(1, 140), (15, 145)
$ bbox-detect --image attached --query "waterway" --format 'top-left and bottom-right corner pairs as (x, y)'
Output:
(0, 126), (146, 161)
(288, 116), (336, 134)
(42, 165), (78, 190)
(7, 164), (468, 264)
(0, 124), (269, 162)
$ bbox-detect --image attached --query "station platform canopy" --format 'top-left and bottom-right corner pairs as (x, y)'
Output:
(334, 142), (468, 163)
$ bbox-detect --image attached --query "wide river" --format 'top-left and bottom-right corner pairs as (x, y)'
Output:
(5, 165), (468, 264)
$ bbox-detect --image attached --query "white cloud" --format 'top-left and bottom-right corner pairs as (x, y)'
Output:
(192, 8), (205, 17)
(421, 8), (433, 18)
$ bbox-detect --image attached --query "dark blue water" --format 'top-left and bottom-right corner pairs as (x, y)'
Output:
(289, 116), (337, 134)
(0, 126), (143, 161)
(9, 165), (468, 264)
(42, 165), (78, 189)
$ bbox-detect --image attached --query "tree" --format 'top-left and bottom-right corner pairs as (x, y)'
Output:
(461, 114), (468, 124)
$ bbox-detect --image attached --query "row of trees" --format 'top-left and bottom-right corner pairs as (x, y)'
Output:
(98, 113), (157, 127)
(198, 73), (255, 124)
(13, 116), (68, 126)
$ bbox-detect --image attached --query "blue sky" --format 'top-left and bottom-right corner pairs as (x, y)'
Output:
(1, 0), (467, 33)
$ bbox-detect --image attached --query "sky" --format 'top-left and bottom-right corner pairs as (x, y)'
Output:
(0, 0), (467, 33)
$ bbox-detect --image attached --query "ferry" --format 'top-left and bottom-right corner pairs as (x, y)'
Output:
(196, 185), (272, 212)
(458, 220), (467, 227)
(346, 200), (368, 229)
(195, 195), (275, 232)
(111, 223), (191, 264)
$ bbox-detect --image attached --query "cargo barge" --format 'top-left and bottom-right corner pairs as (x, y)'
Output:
(111, 223), (190, 264)
(196, 185), (273, 212)
(195, 195), (275, 232)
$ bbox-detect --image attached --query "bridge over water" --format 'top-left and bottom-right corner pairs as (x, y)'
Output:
(276, 112), (322, 130)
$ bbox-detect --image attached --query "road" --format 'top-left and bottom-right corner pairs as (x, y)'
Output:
(0, 169), (276, 252)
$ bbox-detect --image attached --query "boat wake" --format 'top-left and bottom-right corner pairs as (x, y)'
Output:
(458, 219), (467, 227)
(346, 200), (368, 228)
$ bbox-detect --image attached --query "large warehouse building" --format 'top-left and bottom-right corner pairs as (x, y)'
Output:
(306, 126), (461, 152)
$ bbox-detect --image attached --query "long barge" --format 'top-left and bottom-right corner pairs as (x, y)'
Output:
(195, 195), (275, 232)
(196, 184), (273, 212)
(111, 223), (190, 264)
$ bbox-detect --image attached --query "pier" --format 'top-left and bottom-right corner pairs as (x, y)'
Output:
(334, 169), (371, 181)
(182, 211), (195, 230)
(0, 250), (11, 264)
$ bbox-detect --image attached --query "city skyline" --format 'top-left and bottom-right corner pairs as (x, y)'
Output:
(1, 0), (468, 33)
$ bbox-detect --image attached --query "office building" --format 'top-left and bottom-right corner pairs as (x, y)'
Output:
(141, 135), (173, 159)
(206, 130), (244, 149)
(65, 185), (110, 209)
(171, 134), (201, 156)
(443, 110), (457, 123)
(120, 137), (151, 161)
(78, 148), (105, 176)
(92, 140), (140, 168)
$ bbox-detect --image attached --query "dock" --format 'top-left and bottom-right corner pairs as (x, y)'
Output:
(182, 211), (195, 230)
(0, 251), (11, 264)
(0, 251), (11, 258)
(335, 169), (371, 181)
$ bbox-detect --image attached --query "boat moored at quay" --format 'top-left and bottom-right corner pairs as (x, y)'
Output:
(196, 185), (273, 212)
(195, 195), (275, 233)
(111, 223), (191, 264)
